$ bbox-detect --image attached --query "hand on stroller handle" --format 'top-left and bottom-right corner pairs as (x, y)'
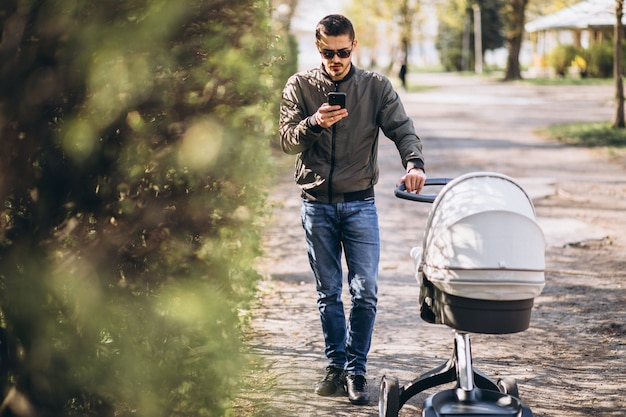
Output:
(395, 178), (452, 203)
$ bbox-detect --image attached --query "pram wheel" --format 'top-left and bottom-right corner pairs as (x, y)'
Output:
(497, 377), (519, 398)
(378, 375), (400, 417)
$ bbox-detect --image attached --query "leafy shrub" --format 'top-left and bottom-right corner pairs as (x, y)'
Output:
(586, 41), (614, 78)
(0, 1), (277, 416)
(547, 44), (578, 77)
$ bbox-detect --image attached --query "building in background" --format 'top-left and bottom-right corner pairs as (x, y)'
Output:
(525, 0), (625, 76)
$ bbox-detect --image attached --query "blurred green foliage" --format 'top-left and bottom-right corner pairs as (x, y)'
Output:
(547, 44), (578, 77)
(585, 41), (616, 79)
(436, 0), (505, 72)
(0, 0), (280, 415)
(545, 40), (626, 79)
(542, 122), (626, 147)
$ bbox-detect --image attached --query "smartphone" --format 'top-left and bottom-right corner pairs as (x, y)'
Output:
(328, 92), (346, 109)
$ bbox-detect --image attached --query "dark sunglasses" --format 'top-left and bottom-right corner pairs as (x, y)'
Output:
(319, 48), (352, 59)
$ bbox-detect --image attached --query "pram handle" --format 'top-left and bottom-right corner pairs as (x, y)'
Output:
(395, 178), (452, 203)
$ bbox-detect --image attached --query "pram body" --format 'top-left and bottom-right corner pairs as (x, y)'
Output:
(379, 172), (545, 417)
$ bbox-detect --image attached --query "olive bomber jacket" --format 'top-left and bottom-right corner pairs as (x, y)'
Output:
(279, 64), (424, 203)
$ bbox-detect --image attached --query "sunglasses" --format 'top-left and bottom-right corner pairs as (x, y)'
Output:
(319, 48), (353, 59)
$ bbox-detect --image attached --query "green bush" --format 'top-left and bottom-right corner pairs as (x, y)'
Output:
(586, 41), (614, 78)
(546, 41), (626, 79)
(267, 29), (298, 147)
(547, 44), (578, 77)
(0, 1), (277, 416)
(436, 27), (465, 72)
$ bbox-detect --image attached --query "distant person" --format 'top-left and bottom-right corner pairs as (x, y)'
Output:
(399, 61), (407, 89)
(279, 14), (426, 405)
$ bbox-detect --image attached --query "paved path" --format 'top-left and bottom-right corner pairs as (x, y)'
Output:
(244, 73), (626, 417)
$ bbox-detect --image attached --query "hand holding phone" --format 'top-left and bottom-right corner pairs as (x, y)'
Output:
(316, 92), (348, 128)
(328, 92), (346, 109)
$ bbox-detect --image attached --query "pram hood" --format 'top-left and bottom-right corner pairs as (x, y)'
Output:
(415, 172), (545, 301)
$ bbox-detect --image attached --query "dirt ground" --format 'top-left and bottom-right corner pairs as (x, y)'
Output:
(238, 73), (626, 416)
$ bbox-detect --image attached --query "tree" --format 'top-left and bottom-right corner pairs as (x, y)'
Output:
(478, 0), (506, 54)
(436, 0), (505, 72)
(526, 0), (580, 18)
(613, 0), (625, 128)
(398, 0), (421, 68)
(0, 1), (276, 415)
(271, 0), (299, 121)
(346, 0), (421, 70)
(503, 0), (579, 81)
(502, 0), (529, 80)
(436, 0), (470, 71)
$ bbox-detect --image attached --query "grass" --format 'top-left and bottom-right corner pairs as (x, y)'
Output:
(541, 121), (626, 147)
(524, 77), (614, 86)
(403, 71), (626, 161)
(540, 121), (626, 167)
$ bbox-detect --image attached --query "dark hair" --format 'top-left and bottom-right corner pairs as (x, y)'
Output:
(315, 14), (355, 42)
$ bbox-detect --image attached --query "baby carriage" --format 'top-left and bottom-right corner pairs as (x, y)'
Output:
(379, 172), (545, 417)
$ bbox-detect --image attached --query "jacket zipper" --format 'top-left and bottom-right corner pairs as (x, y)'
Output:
(327, 84), (339, 203)
(328, 125), (336, 203)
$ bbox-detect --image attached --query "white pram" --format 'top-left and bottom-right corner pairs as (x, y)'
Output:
(379, 172), (545, 417)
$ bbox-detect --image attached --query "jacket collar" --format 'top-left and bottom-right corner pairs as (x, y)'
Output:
(320, 63), (356, 84)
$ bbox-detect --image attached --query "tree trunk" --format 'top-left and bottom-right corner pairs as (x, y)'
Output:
(504, 0), (529, 81)
(399, 0), (412, 68)
(613, 0), (625, 128)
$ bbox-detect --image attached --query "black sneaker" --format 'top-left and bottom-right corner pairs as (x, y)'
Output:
(315, 366), (345, 396)
(345, 374), (369, 405)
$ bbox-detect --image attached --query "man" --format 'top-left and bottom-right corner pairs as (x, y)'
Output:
(279, 14), (426, 405)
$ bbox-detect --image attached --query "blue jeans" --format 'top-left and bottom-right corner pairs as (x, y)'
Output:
(301, 199), (379, 376)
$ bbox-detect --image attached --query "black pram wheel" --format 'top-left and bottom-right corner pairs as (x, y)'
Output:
(497, 377), (519, 398)
(379, 375), (400, 417)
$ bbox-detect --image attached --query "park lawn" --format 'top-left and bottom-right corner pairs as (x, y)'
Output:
(541, 121), (626, 166)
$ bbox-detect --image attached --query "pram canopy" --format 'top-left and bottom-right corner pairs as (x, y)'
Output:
(380, 172), (543, 417)
(416, 172), (545, 302)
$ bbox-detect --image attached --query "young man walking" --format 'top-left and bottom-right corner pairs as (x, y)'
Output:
(279, 14), (426, 405)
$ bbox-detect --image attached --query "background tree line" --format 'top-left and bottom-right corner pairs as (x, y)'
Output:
(341, 0), (625, 124)
(340, 0), (580, 80)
